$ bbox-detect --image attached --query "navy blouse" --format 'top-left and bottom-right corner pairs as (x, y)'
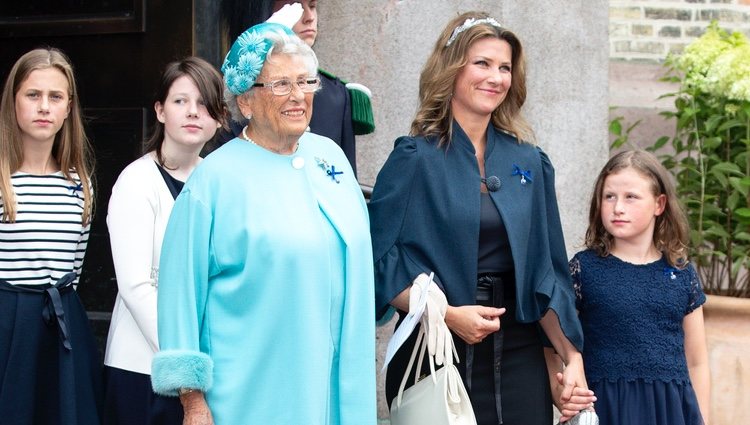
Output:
(570, 249), (706, 383)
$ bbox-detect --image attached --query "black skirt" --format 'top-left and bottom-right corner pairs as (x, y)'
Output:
(0, 277), (102, 425)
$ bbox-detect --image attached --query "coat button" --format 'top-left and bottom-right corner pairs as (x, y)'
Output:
(291, 156), (305, 169)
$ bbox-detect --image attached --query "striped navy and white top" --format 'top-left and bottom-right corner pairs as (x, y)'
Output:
(0, 171), (90, 286)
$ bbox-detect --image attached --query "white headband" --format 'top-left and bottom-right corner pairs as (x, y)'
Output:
(446, 17), (503, 46)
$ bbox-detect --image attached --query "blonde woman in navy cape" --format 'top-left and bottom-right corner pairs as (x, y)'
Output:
(0, 48), (100, 425)
(370, 12), (596, 425)
(150, 22), (375, 425)
(103, 57), (225, 425)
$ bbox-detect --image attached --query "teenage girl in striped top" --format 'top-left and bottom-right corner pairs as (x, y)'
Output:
(0, 48), (101, 424)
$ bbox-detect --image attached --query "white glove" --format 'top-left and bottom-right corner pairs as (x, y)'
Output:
(408, 273), (453, 366)
(409, 273), (432, 315)
(266, 3), (303, 29)
(424, 281), (451, 366)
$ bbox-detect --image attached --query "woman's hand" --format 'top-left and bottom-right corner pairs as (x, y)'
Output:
(555, 354), (595, 422)
(553, 372), (596, 422)
(544, 348), (596, 421)
(180, 391), (214, 425)
(445, 305), (505, 345)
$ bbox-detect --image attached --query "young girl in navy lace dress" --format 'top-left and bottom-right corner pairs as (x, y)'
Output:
(0, 48), (100, 424)
(571, 150), (710, 425)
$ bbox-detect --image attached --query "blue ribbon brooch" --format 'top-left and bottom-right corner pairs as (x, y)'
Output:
(69, 182), (83, 198)
(663, 267), (678, 281)
(315, 157), (343, 184)
(511, 164), (532, 185)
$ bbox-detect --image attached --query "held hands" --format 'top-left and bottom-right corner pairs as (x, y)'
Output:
(553, 354), (596, 422)
(445, 304), (505, 345)
(180, 391), (214, 425)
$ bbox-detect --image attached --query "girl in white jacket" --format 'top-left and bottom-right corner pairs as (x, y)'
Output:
(103, 56), (225, 425)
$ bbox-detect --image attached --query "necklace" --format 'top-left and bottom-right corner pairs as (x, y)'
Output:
(242, 126), (299, 154)
(242, 126), (257, 146)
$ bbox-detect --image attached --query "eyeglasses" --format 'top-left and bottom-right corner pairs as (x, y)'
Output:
(252, 78), (320, 96)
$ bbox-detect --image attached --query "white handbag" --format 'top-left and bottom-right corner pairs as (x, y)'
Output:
(389, 275), (477, 425)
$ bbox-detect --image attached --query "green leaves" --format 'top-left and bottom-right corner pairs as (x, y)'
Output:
(609, 111), (642, 150)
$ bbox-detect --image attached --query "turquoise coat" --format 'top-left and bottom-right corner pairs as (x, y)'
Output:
(151, 134), (376, 424)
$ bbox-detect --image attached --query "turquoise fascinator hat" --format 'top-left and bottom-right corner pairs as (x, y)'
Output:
(221, 22), (295, 96)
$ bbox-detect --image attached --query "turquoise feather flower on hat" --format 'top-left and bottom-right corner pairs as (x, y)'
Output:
(237, 30), (267, 56)
(223, 65), (248, 96)
(238, 52), (263, 80)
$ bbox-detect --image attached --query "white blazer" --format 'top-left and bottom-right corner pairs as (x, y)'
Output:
(104, 154), (177, 374)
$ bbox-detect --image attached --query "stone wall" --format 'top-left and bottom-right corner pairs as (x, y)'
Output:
(610, 0), (750, 63)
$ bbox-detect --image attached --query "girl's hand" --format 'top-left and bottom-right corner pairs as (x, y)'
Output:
(180, 391), (214, 425)
(445, 305), (505, 344)
(553, 373), (596, 422)
(555, 354), (595, 421)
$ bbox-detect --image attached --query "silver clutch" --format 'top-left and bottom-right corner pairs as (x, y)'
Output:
(559, 409), (599, 425)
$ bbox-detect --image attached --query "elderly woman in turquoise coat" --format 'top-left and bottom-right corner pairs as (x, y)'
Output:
(150, 20), (376, 425)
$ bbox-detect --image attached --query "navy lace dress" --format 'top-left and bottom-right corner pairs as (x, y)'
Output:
(570, 250), (705, 425)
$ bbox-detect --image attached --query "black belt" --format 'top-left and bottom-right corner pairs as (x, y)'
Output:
(0, 272), (77, 350)
(467, 271), (512, 424)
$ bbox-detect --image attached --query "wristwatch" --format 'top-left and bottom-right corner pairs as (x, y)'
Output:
(178, 388), (197, 395)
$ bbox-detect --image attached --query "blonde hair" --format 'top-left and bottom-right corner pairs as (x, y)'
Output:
(0, 48), (94, 224)
(411, 11), (533, 145)
(585, 150), (690, 267)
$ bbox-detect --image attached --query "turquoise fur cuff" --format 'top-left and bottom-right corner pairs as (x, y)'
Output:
(151, 350), (213, 396)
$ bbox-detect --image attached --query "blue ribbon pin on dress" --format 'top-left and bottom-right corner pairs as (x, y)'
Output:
(69, 182), (83, 198)
(511, 164), (532, 185)
(315, 157), (343, 184)
(663, 267), (678, 280)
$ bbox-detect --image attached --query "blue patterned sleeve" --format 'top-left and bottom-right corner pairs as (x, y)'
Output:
(569, 255), (583, 310)
(686, 263), (707, 314)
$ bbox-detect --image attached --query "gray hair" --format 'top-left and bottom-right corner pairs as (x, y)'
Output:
(225, 31), (319, 123)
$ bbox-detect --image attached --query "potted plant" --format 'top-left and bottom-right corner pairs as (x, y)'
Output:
(612, 21), (750, 424)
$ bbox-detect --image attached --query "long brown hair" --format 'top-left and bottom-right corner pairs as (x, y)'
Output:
(0, 48), (94, 224)
(585, 150), (690, 267)
(411, 11), (533, 145)
(143, 57), (226, 167)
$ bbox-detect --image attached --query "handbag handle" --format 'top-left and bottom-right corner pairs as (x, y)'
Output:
(394, 319), (461, 408)
(392, 278), (462, 408)
(395, 325), (433, 407)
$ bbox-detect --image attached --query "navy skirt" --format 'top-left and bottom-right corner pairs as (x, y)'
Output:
(103, 366), (183, 425)
(0, 276), (102, 425)
(591, 379), (704, 425)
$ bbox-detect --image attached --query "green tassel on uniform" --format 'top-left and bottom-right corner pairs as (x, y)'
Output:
(348, 86), (375, 135)
(318, 68), (375, 136)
